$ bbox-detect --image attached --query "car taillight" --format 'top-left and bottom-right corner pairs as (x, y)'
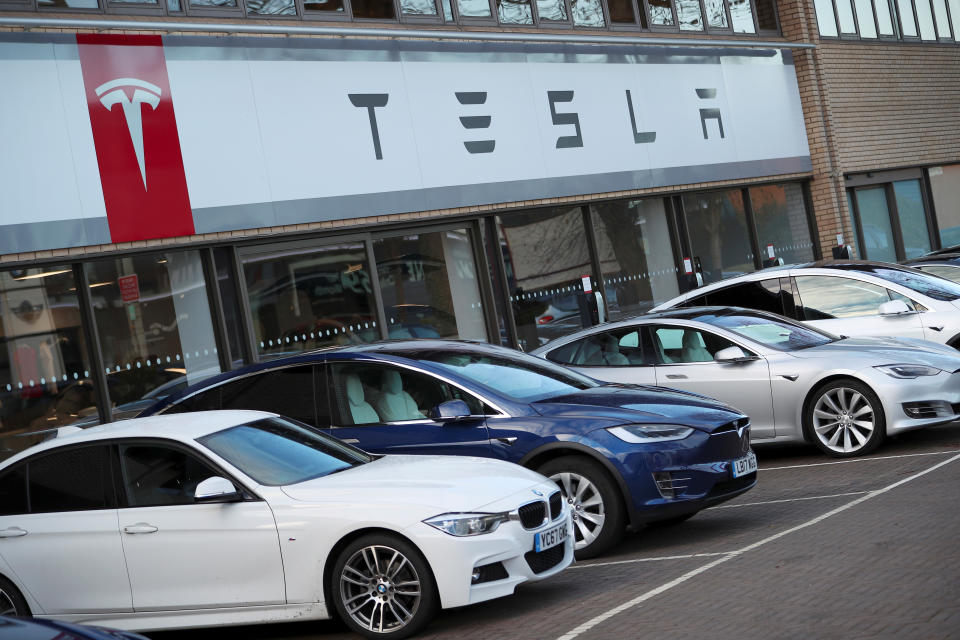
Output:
(537, 315), (554, 325)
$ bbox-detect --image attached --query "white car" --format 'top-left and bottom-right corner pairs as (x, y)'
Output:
(0, 411), (573, 638)
(650, 260), (960, 349)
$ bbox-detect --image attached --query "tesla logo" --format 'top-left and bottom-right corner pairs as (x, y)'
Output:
(95, 78), (162, 189)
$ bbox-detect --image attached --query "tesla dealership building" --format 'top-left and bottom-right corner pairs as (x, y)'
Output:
(0, 0), (957, 456)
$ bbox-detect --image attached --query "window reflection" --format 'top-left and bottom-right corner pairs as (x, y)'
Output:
(929, 164), (960, 247)
(683, 189), (754, 285)
(704, 0), (728, 26)
(245, 0), (296, 13)
(303, 0), (345, 11)
(750, 183), (816, 265)
(729, 0), (755, 31)
(350, 0), (397, 17)
(677, 0), (704, 29)
(794, 276), (892, 319)
(608, 0), (637, 22)
(36, 0), (99, 7)
(854, 187), (898, 263)
(648, 0), (675, 24)
(457, 0), (492, 16)
(572, 0), (605, 24)
(893, 180), (931, 258)
(0, 266), (98, 459)
(498, 0), (534, 23)
(537, 0), (568, 20)
(190, 0), (238, 6)
(402, 0), (438, 14)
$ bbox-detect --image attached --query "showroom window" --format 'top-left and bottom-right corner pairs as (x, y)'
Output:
(682, 189), (754, 285)
(928, 164), (960, 247)
(750, 183), (817, 266)
(846, 170), (937, 262)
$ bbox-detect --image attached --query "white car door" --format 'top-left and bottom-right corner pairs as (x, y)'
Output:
(116, 442), (286, 611)
(0, 444), (132, 614)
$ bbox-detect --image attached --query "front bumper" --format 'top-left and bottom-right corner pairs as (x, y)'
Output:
(405, 497), (574, 609)
(872, 369), (960, 434)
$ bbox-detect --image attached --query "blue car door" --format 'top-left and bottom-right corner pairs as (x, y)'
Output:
(322, 361), (493, 456)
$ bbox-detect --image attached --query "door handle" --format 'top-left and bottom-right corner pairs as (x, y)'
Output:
(0, 527), (27, 538)
(123, 523), (159, 535)
(930, 325), (945, 332)
(495, 437), (517, 446)
(665, 374), (688, 380)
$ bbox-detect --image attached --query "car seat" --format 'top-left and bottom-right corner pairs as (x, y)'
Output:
(601, 335), (630, 365)
(652, 332), (673, 364)
(576, 339), (605, 365)
(681, 330), (713, 362)
(371, 370), (424, 422)
(345, 373), (380, 425)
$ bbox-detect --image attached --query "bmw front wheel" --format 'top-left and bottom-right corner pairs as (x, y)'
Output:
(332, 534), (437, 639)
(0, 576), (29, 617)
(804, 379), (885, 458)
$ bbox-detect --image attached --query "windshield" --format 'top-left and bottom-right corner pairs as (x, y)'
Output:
(845, 265), (960, 301)
(699, 311), (836, 351)
(400, 349), (599, 402)
(198, 417), (371, 486)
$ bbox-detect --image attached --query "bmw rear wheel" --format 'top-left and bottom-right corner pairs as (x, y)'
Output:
(0, 576), (29, 617)
(332, 534), (437, 639)
(804, 379), (885, 458)
(539, 456), (625, 560)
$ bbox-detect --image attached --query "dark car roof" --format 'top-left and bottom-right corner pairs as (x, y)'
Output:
(904, 253), (960, 266)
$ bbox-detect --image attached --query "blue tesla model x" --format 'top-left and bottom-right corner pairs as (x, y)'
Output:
(141, 340), (756, 558)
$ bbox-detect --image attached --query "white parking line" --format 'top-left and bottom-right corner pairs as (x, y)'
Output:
(712, 491), (870, 509)
(553, 451), (960, 640)
(760, 450), (956, 471)
(571, 552), (732, 570)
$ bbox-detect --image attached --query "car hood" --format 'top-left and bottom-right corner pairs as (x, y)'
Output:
(791, 336), (960, 371)
(531, 384), (745, 433)
(280, 454), (550, 512)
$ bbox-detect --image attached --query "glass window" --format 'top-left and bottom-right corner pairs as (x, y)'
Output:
(547, 328), (648, 366)
(701, 311), (835, 350)
(683, 189), (754, 285)
(85, 251), (221, 415)
(591, 198), (679, 321)
(219, 365), (318, 427)
(198, 417), (370, 486)
(853, 187), (898, 263)
(897, 0), (919, 35)
(754, 0), (777, 28)
(929, 165), (960, 248)
(120, 444), (219, 507)
(329, 362), (482, 425)
(677, 0), (704, 29)
(244, 0), (296, 12)
(303, 0), (346, 13)
(351, 0), (397, 16)
(729, 0), (756, 31)
(37, 0), (98, 6)
(243, 242), (379, 359)
(704, 0), (729, 26)
(29, 446), (111, 513)
(932, 0), (952, 35)
(648, 0), (675, 25)
(915, 0), (938, 36)
(893, 180), (931, 258)
(750, 183), (816, 265)
(875, 0), (897, 33)
(537, 0), (568, 20)
(705, 279), (787, 315)
(213, 248), (245, 369)
(497, 208), (595, 351)
(0, 465), (27, 516)
(0, 266), (98, 459)
(842, 264), (960, 300)
(794, 275), (892, 319)
(402, 0), (438, 12)
(835, 0), (858, 31)
(190, 0), (238, 6)
(498, 0), (534, 22)
(951, 0), (960, 38)
(814, 0), (840, 34)
(651, 326), (737, 363)
(373, 230), (487, 342)
(854, 0), (879, 35)
(915, 265), (960, 283)
(480, 221), (512, 348)
(608, 0), (638, 22)
(162, 385), (222, 414)
(572, 0), (606, 25)
(457, 0), (492, 16)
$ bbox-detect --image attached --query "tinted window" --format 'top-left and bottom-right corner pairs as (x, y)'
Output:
(846, 265), (960, 301)
(794, 276), (892, 319)
(163, 386), (221, 415)
(120, 445), (219, 507)
(0, 465), (27, 516)
(220, 365), (316, 426)
(544, 340), (581, 365)
(29, 446), (111, 513)
(706, 279), (785, 315)
(651, 326), (737, 363)
(916, 264), (960, 283)
(548, 329), (648, 367)
(678, 295), (707, 308)
(702, 312), (835, 350)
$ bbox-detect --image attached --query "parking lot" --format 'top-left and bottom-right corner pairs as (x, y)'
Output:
(156, 422), (960, 640)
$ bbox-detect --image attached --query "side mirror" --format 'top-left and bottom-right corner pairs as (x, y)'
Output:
(714, 346), (756, 363)
(878, 299), (912, 316)
(428, 399), (472, 422)
(194, 476), (242, 503)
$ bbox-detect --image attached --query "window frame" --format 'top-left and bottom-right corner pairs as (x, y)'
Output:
(645, 323), (745, 365)
(6, 443), (119, 515)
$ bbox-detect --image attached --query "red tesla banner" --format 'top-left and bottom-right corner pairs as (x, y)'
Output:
(77, 34), (194, 243)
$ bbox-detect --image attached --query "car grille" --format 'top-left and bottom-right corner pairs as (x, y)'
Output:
(549, 491), (563, 520)
(518, 501), (547, 529)
(524, 544), (565, 574)
(712, 417), (750, 433)
(708, 472), (757, 498)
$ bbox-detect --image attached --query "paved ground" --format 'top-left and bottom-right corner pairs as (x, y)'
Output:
(155, 423), (960, 640)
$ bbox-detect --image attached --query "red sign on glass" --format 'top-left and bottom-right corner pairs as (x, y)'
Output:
(118, 274), (140, 303)
(77, 34), (195, 243)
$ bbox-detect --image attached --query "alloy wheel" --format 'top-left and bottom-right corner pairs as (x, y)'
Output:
(0, 587), (17, 616)
(812, 386), (875, 454)
(549, 471), (605, 551)
(338, 545), (422, 634)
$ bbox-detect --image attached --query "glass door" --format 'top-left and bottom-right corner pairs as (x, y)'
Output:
(852, 187), (898, 263)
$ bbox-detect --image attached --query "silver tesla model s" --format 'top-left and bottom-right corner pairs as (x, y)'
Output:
(532, 307), (960, 457)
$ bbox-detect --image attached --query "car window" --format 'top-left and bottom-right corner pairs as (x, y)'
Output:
(120, 444), (220, 508)
(548, 328), (649, 367)
(28, 445), (112, 514)
(329, 362), (484, 426)
(650, 326), (737, 364)
(841, 264), (960, 301)
(0, 465), (27, 516)
(705, 279), (787, 315)
(794, 276), (892, 319)
(914, 264), (960, 284)
(704, 311), (834, 350)
(219, 365), (317, 427)
(160, 385), (222, 415)
(678, 295), (707, 308)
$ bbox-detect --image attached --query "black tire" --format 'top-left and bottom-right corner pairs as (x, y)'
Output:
(0, 575), (30, 617)
(538, 455), (625, 560)
(646, 513), (695, 528)
(803, 379), (885, 458)
(331, 534), (438, 640)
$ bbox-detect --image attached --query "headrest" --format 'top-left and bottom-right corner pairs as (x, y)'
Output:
(381, 369), (403, 394)
(682, 330), (700, 348)
(346, 374), (365, 406)
(603, 334), (619, 350)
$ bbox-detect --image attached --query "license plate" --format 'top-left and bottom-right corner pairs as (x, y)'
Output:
(534, 522), (568, 552)
(732, 451), (758, 478)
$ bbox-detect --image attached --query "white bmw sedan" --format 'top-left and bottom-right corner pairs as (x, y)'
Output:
(0, 411), (573, 638)
(533, 307), (960, 457)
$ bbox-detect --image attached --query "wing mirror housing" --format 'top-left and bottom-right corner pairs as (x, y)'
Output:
(714, 346), (758, 363)
(428, 399), (472, 422)
(878, 299), (912, 316)
(194, 476), (243, 503)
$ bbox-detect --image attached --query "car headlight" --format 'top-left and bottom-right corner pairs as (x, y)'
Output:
(607, 424), (694, 443)
(424, 512), (511, 537)
(874, 364), (943, 379)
